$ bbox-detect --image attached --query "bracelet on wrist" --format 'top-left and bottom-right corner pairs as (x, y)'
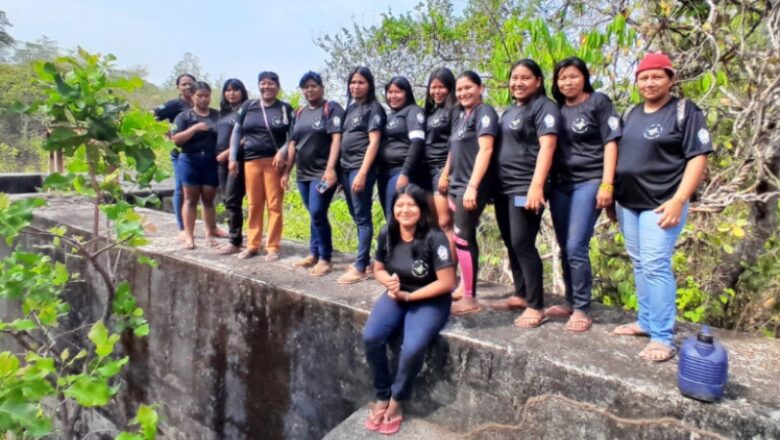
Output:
(599, 183), (614, 192)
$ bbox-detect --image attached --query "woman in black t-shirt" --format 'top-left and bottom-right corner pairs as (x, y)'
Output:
(228, 71), (293, 261)
(214, 79), (249, 255)
(545, 57), (622, 332)
(494, 59), (559, 328)
(363, 184), (456, 435)
(613, 53), (712, 362)
(283, 71), (345, 276)
(171, 81), (221, 250)
(154, 73), (195, 239)
(377, 76), (426, 218)
(336, 66), (385, 284)
(447, 71), (499, 316)
(423, 68), (458, 243)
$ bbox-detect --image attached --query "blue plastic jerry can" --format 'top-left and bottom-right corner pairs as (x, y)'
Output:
(678, 326), (729, 402)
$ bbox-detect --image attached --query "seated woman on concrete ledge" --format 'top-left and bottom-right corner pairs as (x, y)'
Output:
(362, 184), (457, 435)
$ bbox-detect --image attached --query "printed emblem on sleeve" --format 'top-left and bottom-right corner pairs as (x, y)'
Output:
(157, 104), (166, 110)
(643, 123), (663, 139)
(437, 245), (449, 262)
(543, 114), (556, 128)
(412, 260), (430, 278)
(571, 117), (588, 133)
(481, 114), (491, 128)
(697, 128), (711, 144)
(332, 116), (341, 127)
(372, 114), (382, 126)
(608, 116), (619, 131)
(416, 112), (424, 124)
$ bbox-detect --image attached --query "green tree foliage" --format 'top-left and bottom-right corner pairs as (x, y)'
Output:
(0, 49), (168, 438)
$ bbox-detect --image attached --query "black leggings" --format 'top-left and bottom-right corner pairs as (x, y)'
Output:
(450, 193), (486, 298)
(218, 162), (246, 247)
(494, 194), (544, 309)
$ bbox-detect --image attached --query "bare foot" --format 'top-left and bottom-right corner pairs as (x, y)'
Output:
(451, 296), (481, 315)
(488, 296), (528, 310)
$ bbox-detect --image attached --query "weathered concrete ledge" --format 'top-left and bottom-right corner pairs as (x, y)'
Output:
(2, 195), (779, 439)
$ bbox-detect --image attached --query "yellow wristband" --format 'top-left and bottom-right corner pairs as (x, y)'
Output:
(599, 183), (614, 192)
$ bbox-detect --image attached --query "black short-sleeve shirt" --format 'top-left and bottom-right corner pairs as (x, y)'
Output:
(379, 104), (425, 168)
(216, 110), (239, 155)
(375, 227), (455, 293)
(615, 98), (714, 210)
(496, 95), (559, 195)
(171, 108), (220, 154)
(340, 100), (386, 170)
(552, 92), (622, 184)
(236, 99), (294, 161)
(448, 103), (500, 196)
(290, 101), (345, 182)
(425, 106), (457, 169)
(154, 98), (190, 123)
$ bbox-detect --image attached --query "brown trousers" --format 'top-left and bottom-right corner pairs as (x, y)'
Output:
(244, 158), (283, 252)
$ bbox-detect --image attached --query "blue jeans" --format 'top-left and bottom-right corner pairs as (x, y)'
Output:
(549, 180), (601, 312)
(377, 166), (402, 219)
(363, 292), (450, 401)
(171, 152), (184, 231)
(616, 203), (688, 347)
(297, 180), (336, 261)
(340, 168), (377, 272)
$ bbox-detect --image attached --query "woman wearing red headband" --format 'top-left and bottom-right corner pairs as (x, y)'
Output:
(612, 53), (712, 362)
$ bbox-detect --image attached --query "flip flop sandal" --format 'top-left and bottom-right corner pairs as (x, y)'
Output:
(612, 323), (649, 337)
(565, 315), (593, 332)
(264, 252), (280, 262)
(378, 414), (403, 435)
(544, 304), (573, 318)
(309, 261), (333, 277)
(364, 406), (387, 431)
(488, 296), (528, 310)
(293, 255), (318, 268)
(337, 269), (368, 284)
(237, 249), (259, 260)
(513, 313), (549, 329)
(638, 342), (676, 362)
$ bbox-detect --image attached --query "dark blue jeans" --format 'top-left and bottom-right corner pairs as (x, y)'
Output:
(377, 166), (402, 219)
(297, 180), (336, 261)
(339, 168), (377, 272)
(549, 179), (601, 312)
(363, 292), (450, 401)
(170, 151), (184, 231)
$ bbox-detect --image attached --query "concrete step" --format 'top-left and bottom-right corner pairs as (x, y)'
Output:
(323, 406), (458, 440)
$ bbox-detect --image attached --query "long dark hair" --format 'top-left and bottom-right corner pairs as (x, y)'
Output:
(175, 73), (196, 86)
(219, 78), (248, 114)
(384, 76), (416, 110)
(384, 184), (433, 260)
(424, 67), (457, 116)
(346, 66), (377, 106)
(510, 59), (547, 100)
(551, 56), (595, 105)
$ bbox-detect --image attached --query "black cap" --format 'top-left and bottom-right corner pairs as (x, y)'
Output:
(697, 326), (714, 344)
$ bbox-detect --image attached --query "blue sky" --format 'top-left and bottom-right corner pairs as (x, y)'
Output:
(1, 0), (424, 91)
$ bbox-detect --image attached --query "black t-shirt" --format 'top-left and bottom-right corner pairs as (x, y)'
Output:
(216, 110), (239, 154)
(236, 99), (294, 161)
(379, 104), (425, 170)
(154, 98), (190, 123)
(615, 98), (714, 210)
(290, 101), (345, 182)
(340, 100), (386, 170)
(425, 106), (457, 169)
(375, 227), (455, 293)
(495, 94), (559, 195)
(172, 108), (220, 154)
(448, 103), (500, 196)
(553, 92), (622, 184)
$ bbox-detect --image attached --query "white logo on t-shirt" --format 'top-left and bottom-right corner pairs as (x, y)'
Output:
(544, 114), (556, 128)
(697, 128), (711, 144)
(412, 260), (430, 278)
(387, 118), (399, 129)
(312, 118), (323, 130)
(372, 114), (381, 126)
(416, 112), (424, 124)
(644, 124), (663, 139)
(608, 116), (619, 131)
(350, 114), (362, 126)
(332, 116), (341, 127)
(509, 117), (523, 130)
(571, 117), (587, 133)
(481, 115), (491, 128)
(437, 245), (449, 262)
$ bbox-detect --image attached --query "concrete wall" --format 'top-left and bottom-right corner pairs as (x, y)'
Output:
(2, 195), (779, 440)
